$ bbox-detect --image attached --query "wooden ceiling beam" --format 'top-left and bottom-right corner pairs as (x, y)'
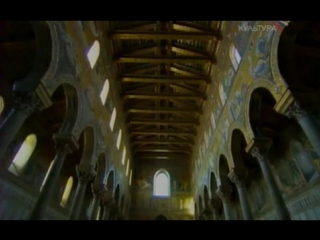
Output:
(134, 147), (192, 153)
(116, 42), (158, 55)
(116, 55), (212, 64)
(112, 21), (156, 31)
(170, 64), (208, 77)
(173, 21), (222, 40)
(132, 139), (193, 145)
(172, 42), (212, 57)
(119, 74), (209, 84)
(130, 130), (196, 136)
(125, 107), (201, 114)
(128, 119), (199, 126)
(109, 31), (216, 40)
(123, 92), (206, 100)
(122, 64), (158, 74)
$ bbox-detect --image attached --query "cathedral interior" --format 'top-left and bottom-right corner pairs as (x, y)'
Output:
(1, 21), (320, 220)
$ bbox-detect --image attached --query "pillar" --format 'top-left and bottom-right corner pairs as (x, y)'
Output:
(286, 101), (320, 158)
(202, 208), (213, 220)
(101, 189), (114, 220)
(69, 164), (96, 220)
(29, 137), (75, 220)
(208, 198), (222, 220)
(228, 168), (253, 220)
(90, 183), (105, 220)
(248, 138), (291, 220)
(216, 185), (233, 220)
(0, 92), (41, 160)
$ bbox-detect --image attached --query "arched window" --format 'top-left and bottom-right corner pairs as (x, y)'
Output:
(229, 44), (241, 70)
(116, 129), (122, 150)
(40, 160), (54, 191)
(110, 107), (116, 131)
(129, 169), (133, 185)
(87, 40), (100, 69)
(0, 96), (4, 116)
(100, 79), (110, 105)
(60, 176), (73, 207)
(219, 83), (226, 105)
(8, 134), (37, 176)
(153, 170), (170, 197)
(126, 160), (130, 176)
(121, 146), (126, 165)
(210, 112), (216, 130)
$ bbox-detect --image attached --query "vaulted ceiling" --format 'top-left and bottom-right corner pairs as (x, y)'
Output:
(107, 21), (223, 165)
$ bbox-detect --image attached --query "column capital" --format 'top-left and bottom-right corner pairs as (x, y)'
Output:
(208, 197), (221, 210)
(13, 91), (42, 115)
(76, 164), (96, 184)
(285, 101), (308, 121)
(245, 137), (273, 157)
(216, 185), (232, 203)
(53, 133), (79, 152)
(91, 183), (105, 196)
(228, 168), (248, 188)
(101, 189), (115, 207)
(55, 142), (72, 156)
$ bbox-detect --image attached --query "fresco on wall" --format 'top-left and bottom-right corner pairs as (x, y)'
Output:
(214, 99), (222, 121)
(248, 30), (274, 80)
(134, 171), (152, 190)
(221, 66), (235, 101)
(273, 159), (306, 196)
(208, 125), (213, 143)
(221, 118), (230, 145)
(229, 83), (247, 122)
(290, 140), (319, 182)
(235, 21), (256, 56)
(249, 180), (268, 212)
(210, 112), (216, 131)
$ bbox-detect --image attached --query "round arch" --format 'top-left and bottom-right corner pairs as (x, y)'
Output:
(78, 125), (96, 165)
(153, 169), (171, 197)
(217, 154), (231, 186)
(244, 79), (279, 139)
(106, 170), (115, 191)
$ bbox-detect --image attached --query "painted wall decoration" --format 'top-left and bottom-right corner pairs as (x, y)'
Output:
(229, 83), (247, 123)
(290, 140), (319, 182)
(210, 112), (216, 131)
(249, 179), (269, 213)
(221, 118), (230, 146)
(248, 29), (274, 80)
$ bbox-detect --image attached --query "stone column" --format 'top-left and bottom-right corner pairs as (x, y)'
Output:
(248, 138), (291, 220)
(228, 168), (253, 220)
(68, 164), (96, 220)
(208, 198), (222, 220)
(29, 136), (76, 220)
(216, 186), (233, 220)
(286, 101), (320, 158)
(0, 92), (41, 160)
(202, 208), (213, 220)
(101, 189), (114, 220)
(89, 183), (105, 220)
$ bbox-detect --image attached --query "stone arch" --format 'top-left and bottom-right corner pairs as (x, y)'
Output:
(198, 195), (204, 214)
(209, 171), (218, 199)
(53, 83), (79, 134)
(217, 154), (231, 186)
(94, 152), (107, 185)
(227, 121), (249, 160)
(119, 194), (125, 216)
(106, 170), (115, 191)
(114, 184), (120, 205)
(203, 185), (210, 209)
(229, 128), (249, 169)
(270, 26), (288, 87)
(13, 21), (59, 91)
(244, 79), (278, 138)
(78, 126), (96, 165)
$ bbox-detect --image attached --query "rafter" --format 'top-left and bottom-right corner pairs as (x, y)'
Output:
(130, 130), (196, 136)
(123, 92), (206, 100)
(125, 107), (201, 114)
(112, 21), (156, 31)
(116, 42), (158, 55)
(173, 21), (221, 40)
(119, 74), (209, 84)
(122, 64), (158, 74)
(134, 147), (192, 153)
(109, 31), (216, 40)
(132, 139), (193, 145)
(170, 64), (207, 77)
(170, 83), (206, 97)
(172, 42), (212, 57)
(116, 55), (212, 64)
(128, 119), (199, 126)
